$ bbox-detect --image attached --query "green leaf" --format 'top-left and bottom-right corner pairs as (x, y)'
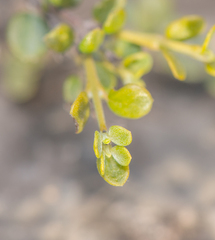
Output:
(44, 24), (74, 53)
(96, 62), (116, 92)
(93, 131), (103, 158)
(97, 155), (129, 186)
(108, 125), (132, 146)
(93, 0), (115, 24)
(7, 13), (48, 62)
(166, 15), (205, 41)
(70, 91), (90, 133)
(103, 9), (126, 34)
(111, 146), (132, 166)
(113, 40), (141, 58)
(63, 75), (83, 103)
(202, 25), (215, 53)
(3, 52), (42, 103)
(108, 84), (153, 119)
(205, 61), (215, 77)
(79, 28), (104, 54)
(49, 0), (81, 8)
(160, 47), (186, 81)
(123, 52), (153, 78)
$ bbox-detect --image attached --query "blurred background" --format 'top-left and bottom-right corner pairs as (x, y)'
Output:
(0, 0), (215, 239)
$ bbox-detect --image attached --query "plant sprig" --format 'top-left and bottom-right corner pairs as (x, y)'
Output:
(6, 0), (215, 186)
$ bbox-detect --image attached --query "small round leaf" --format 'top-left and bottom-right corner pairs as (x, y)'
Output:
(70, 91), (90, 134)
(111, 146), (132, 166)
(7, 13), (48, 61)
(108, 125), (132, 146)
(97, 155), (129, 186)
(108, 84), (153, 119)
(103, 9), (125, 34)
(63, 75), (82, 103)
(44, 24), (74, 53)
(79, 28), (104, 54)
(123, 52), (153, 78)
(165, 15), (205, 41)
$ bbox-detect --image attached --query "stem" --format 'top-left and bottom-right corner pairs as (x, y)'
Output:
(84, 57), (107, 132)
(118, 30), (215, 63)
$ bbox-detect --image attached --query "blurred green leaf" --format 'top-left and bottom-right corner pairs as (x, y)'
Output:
(49, 0), (81, 8)
(108, 84), (153, 119)
(63, 75), (82, 103)
(103, 9), (125, 34)
(70, 91), (90, 133)
(123, 52), (153, 78)
(97, 155), (129, 186)
(44, 24), (74, 53)
(161, 47), (186, 80)
(112, 39), (141, 58)
(205, 61), (215, 77)
(94, 131), (103, 158)
(165, 15), (205, 41)
(79, 28), (104, 54)
(7, 13), (48, 62)
(93, 0), (115, 24)
(111, 146), (132, 166)
(3, 52), (41, 103)
(109, 125), (132, 146)
(96, 62), (116, 92)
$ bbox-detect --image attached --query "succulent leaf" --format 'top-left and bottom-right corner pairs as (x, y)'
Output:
(108, 84), (153, 119)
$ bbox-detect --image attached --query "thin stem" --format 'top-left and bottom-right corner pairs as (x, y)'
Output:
(84, 57), (107, 132)
(118, 30), (215, 63)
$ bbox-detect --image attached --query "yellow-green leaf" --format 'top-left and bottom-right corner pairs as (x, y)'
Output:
(97, 155), (129, 186)
(205, 61), (215, 77)
(70, 91), (90, 133)
(63, 75), (82, 103)
(123, 52), (153, 78)
(165, 15), (205, 41)
(7, 13), (48, 62)
(79, 28), (104, 54)
(44, 24), (74, 53)
(161, 47), (186, 81)
(103, 9), (125, 34)
(108, 84), (153, 119)
(93, 131), (103, 158)
(111, 146), (132, 166)
(108, 125), (132, 146)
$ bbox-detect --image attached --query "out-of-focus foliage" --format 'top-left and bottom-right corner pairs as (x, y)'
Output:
(44, 24), (74, 53)
(7, 13), (48, 62)
(165, 15), (205, 41)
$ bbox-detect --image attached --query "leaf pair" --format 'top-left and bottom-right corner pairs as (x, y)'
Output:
(94, 126), (132, 186)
